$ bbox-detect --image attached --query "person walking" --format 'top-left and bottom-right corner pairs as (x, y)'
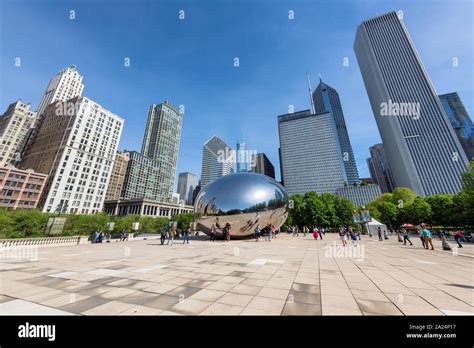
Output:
(210, 224), (216, 242)
(226, 223), (231, 242)
(254, 225), (261, 242)
(222, 224), (228, 242)
(339, 228), (347, 247)
(349, 228), (357, 245)
(312, 227), (319, 240)
(401, 228), (413, 245)
(183, 227), (190, 244)
(454, 230), (463, 248)
(166, 227), (175, 246)
(321, 227), (325, 237)
(421, 225), (434, 250)
(265, 224), (271, 242)
(319, 226), (323, 240)
(160, 225), (168, 245)
(303, 226), (307, 238)
(377, 226), (383, 241)
(417, 227), (427, 248)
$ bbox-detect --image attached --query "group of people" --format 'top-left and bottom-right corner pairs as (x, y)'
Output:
(254, 224), (277, 242)
(209, 223), (231, 242)
(285, 225), (325, 240)
(400, 224), (434, 250)
(338, 226), (360, 246)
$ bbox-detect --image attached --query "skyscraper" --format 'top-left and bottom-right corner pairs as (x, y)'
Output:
(105, 151), (129, 201)
(36, 65), (84, 119)
(367, 143), (394, 193)
(141, 101), (183, 202)
(19, 96), (123, 214)
(200, 135), (234, 187)
(236, 141), (252, 172)
(177, 172), (198, 205)
(252, 153), (275, 179)
(278, 110), (347, 195)
(354, 11), (469, 196)
(21, 65), (84, 158)
(312, 79), (359, 184)
(439, 92), (473, 160)
(0, 100), (36, 165)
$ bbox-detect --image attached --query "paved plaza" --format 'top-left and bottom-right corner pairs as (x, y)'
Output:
(0, 233), (473, 316)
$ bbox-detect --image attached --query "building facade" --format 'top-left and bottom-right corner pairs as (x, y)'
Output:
(439, 92), (474, 161)
(103, 198), (193, 218)
(354, 11), (469, 196)
(367, 143), (394, 193)
(105, 151), (129, 201)
(278, 110), (347, 195)
(312, 79), (359, 184)
(120, 151), (163, 201)
(19, 96), (123, 214)
(0, 165), (47, 209)
(236, 141), (250, 172)
(335, 184), (382, 207)
(140, 102), (182, 202)
(252, 153), (275, 179)
(177, 172), (198, 205)
(0, 100), (36, 166)
(200, 135), (235, 187)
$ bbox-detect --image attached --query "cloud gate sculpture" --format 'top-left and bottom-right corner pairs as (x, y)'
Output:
(194, 172), (289, 238)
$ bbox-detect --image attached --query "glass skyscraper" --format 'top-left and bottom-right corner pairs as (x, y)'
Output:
(354, 11), (468, 196)
(140, 101), (183, 202)
(439, 92), (473, 161)
(236, 141), (250, 172)
(312, 79), (359, 185)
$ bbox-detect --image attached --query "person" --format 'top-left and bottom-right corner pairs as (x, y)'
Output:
(454, 230), (463, 248)
(319, 226), (323, 240)
(210, 224), (216, 242)
(349, 228), (357, 245)
(183, 227), (190, 244)
(287, 226), (292, 235)
(303, 226), (307, 238)
(377, 226), (383, 241)
(271, 224), (276, 239)
(339, 228), (347, 247)
(119, 229), (126, 242)
(421, 225), (434, 250)
(254, 225), (261, 242)
(417, 227), (426, 248)
(222, 224), (228, 241)
(94, 229), (100, 243)
(400, 228), (413, 245)
(265, 224), (271, 242)
(321, 227), (325, 236)
(166, 227), (176, 246)
(312, 227), (319, 240)
(383, 230), (388, 240)
(226, 222), (231, 242)
(160, 225), (168, 245)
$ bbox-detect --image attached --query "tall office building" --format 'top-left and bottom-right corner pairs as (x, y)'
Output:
(367, 143), (394, 193)
(354, 11), (469, 196)
(141, 102), (183, 202)
(252, 153), (275, 179)
(201, 135), (235, 187)
(19, 96), (123, 214)
(236, 141), (250, 172)
(21, 65), (84, 158)
(0, 100), (36, 165)
(439, 92), (474, 160)
(312, 79), (359, 184)
(36, 65), (84, 119)
(105, 151), (129, 200)
(177, 172), (198, 205)
(278, 110), (347, 195)
(120, 151), (164, 201)
(335, 184), (382, 207)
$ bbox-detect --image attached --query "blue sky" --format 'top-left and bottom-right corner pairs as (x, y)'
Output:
(1, 0), (472, 185)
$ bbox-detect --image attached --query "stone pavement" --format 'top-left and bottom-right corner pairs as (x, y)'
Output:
(0, 233), (473, 315)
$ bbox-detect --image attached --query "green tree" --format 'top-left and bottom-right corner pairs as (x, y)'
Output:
(402, 197), (431, 225)
(172, 213), (196, 230)
(12, 209), (50, 237)
(334, 197), (354, 227)
(377, 201), (398, 231)
(303, 192), (328, 227)
(391, 187), (416, 207)
(425, 194), (454, 227)
(287, 194), (304, 227)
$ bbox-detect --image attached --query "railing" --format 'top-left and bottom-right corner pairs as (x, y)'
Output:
(0, 236), (83, 248)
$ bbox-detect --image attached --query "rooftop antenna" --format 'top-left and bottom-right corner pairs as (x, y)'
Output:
(306, 71), (316, 114)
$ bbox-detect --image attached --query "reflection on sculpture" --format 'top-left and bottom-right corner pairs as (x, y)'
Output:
(194, 172), (289, 238)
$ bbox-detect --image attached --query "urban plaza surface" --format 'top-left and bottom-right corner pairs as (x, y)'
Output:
(0, 233), (473, 316)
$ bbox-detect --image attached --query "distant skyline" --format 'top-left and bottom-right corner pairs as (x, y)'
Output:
(1, 0), (472, 183)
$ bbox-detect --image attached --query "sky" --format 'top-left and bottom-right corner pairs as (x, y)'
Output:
(0, 0), (472, 187)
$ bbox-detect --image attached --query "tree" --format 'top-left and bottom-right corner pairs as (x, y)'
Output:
(303, 192), (328, 227)
(12, 209), (50, 237)
(391, 187), (416, 208)
(425, 194), (454, 227)
(334, 197), (354, 227)
(377, 201), (398, 230)
(402, 197), (431, 225)
(172, 213), (196, 230)
(287, 194), (304, 227)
